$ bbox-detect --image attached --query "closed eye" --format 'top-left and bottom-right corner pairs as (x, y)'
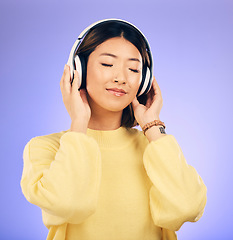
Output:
(101, 63), (139, 73)
(130, 69), (139, 73)
(101, 63), (113, 67)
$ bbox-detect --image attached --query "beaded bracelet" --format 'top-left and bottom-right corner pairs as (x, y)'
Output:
(142, 120), (166, 135)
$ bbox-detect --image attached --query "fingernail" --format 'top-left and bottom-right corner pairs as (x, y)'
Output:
(64, 64), (68, 70)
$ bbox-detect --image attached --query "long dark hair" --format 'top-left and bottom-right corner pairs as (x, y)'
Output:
(76, 21), (150, 128)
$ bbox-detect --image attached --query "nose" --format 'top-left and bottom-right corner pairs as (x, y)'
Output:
(113, 68), (126, 85)
(113, 78), (126, 85)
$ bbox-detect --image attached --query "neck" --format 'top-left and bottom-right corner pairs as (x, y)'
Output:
(88, 105), (123, 131)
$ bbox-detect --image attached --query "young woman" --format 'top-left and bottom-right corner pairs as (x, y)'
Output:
(21, 19), (207, 240)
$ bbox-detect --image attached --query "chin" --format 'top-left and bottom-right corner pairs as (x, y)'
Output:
(100, 100), (130, 112)
(104, 105), (127, 112)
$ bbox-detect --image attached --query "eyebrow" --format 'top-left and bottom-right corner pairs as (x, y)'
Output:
(99, 53), (141, 63)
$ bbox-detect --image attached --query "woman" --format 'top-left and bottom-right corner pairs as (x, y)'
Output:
(21, 19), (207, 240)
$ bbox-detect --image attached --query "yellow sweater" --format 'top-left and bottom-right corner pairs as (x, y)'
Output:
(21, 127), (207, 240)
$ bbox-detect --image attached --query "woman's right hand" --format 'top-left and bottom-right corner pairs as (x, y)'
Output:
(60, 64), (91, 133)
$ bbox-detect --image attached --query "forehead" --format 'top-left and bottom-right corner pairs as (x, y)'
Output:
(92, 37), (142, 60)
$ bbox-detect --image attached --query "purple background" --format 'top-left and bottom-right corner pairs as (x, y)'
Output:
(1, 0), (232, 239)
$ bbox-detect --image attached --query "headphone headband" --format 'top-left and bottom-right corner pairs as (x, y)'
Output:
(78, 18), (149, 42)
(67, 18), (153, 96)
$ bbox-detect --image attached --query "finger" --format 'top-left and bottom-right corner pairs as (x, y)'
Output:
(152, 77), (162, 100)
(71, 70), (80, 95)
(151, 77), (163, 105)
(60, 65), (66, 89)
(80, 89), (89, 105)
(153, 77), (161, 94)
(145, 84), (154, 108)
(145, 94), (152, 108)
(60, 64), (71, 94)
(131, 97), (140, 110)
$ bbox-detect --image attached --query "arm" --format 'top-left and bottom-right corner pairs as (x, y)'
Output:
(132, 77), (166, 143)
(133, 75), (206, 230)
(143, 135), (207, 231)
(21, 131), (102, 225)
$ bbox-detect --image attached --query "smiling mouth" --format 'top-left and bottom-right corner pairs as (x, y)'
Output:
(106, 88), (126, 97)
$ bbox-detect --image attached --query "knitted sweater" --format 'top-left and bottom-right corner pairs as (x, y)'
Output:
(21, 127), (207, 240)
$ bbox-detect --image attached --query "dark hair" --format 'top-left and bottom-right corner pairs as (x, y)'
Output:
(76, 21), (150, 128)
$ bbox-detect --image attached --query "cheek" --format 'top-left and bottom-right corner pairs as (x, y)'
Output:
(128, 74), (141, 92)
(87, 65), (113, 86)
(86, 65), (101, 92)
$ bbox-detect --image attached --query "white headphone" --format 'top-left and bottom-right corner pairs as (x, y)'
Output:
(67, 18), (153, 96)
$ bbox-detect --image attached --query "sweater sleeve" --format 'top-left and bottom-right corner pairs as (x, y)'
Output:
(20, 132), (102, 226)
(143, 135), (207, 231)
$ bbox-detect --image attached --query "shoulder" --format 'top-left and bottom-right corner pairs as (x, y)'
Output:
(22, 130), (69, 163)
(26, 130), (69, 151)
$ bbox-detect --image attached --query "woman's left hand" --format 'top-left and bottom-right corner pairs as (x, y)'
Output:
(132, 76), (163, 128)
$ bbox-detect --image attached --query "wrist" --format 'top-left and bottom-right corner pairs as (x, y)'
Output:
(70, 120), (88, 133)
(144, 125), (166, 142)
(142, 119), (165, 133)
(138, 116), (160, 128)
(141, 119), (166, 142)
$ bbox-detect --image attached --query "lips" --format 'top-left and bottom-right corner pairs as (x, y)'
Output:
(106, 88), (126, 97)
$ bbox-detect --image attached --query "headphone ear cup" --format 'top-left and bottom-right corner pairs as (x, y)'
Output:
(137, 67), (152, 96)
(144, 67), (152, 94)
(74, 55), (82, 88)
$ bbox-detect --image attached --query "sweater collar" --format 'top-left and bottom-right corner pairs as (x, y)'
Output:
(86, 127), (136, 149)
